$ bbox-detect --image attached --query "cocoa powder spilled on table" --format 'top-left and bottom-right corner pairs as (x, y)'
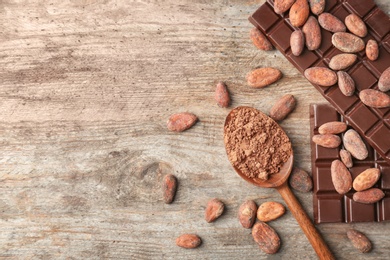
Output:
(224, 107), (292, 180)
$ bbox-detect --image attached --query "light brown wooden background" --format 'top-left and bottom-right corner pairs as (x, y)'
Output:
(0, 0), (389, 259)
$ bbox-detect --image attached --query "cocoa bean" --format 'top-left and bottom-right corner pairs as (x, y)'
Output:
(345, 14), (367, 38)
(332, 32), (365, 53)
(312, 134), (341, 148)
(176, 234), (202, 249)
(269, 94), (296, 121)
(274, 0), (296, 14)
(304, 67), (337, 87)
(353, 188), (384, 204)
(289, 167), (313, 192)
(238, 200), (257, 229)
(167, 112), (198, 132)
(250, 28), (273, 51)
(205, 198), (225, 223)
(289, 0), (310, 27)
(331, 159), (352, 194)
(309, 0), (325, 15)
(353, 168), (380, 192)
(252, 222), (281, 254)
(215, 81), (231, 108)
(347, 229), (372, 253)
(163, 174), (178, 204)
(328, 53), (357, 70)
(337, 71), (355, 97)
(340, 149), (353, 168)
(318, 12), (346, 33)
(343, 129), (368, 160)
(302, 16), (321, 51)
(318, 121), (347, 135)
(359, 89), (390, 108)
(257, 201), (286, 222)
(366, 39), (379, 61)
(378, 67), (390, 92)
(290, 30), (305, 56)
(247, 67), (282, 88)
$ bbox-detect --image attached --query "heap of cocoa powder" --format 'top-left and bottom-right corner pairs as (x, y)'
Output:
(224, 107), (292, 180)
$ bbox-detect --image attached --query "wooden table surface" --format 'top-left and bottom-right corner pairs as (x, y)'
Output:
(1, 0), (389, 259)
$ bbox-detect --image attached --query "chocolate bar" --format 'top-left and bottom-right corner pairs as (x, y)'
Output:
(310, 103), (390, 223)
(249, 0), (390, 164)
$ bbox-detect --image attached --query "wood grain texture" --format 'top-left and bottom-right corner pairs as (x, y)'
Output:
(0, 0), (389, 259)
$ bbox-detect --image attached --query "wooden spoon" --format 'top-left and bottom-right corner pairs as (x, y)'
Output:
(224, 106), (334, 260)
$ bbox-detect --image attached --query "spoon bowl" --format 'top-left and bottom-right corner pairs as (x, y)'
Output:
(224, 106), (293, 187)
(232, 154), (293, 188)
(224, 106), (334, 260)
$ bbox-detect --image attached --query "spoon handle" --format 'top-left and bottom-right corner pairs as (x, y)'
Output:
(277, 183), (335, 260)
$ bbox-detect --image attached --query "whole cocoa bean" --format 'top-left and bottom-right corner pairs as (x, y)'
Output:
(337, 71), (355, 97)
(378, 67), (390, 92)
(347, 229), (372, 253)
(290, 30), (305, 56)
(205, 198), (225, 223)
(359, 89), (390, 108)
(318, 12), (346, 33)
(289, 167), (313, 192)
(332, 32), (365, 53)
(312, 134), (341, 148)
(353, 168), (381, 192)
(343, 129), (368, 160)
(340, 149), (353, 168)
(269, 94), (296, 121)
(353, 188), (384, 204)
(250, 28), (273, 51)
(257, 201), (286, 222)
(345, 14), (367, 38)
(331, 159), (352, 194)
(274, 0), (296, 14)
(176, 234), (202, 249)
(247, 67), (282, 88)
(309, 0), (325, 15)
(163, 174), (178, 204)
(167, 112), (198, 132)
(289, 0), (310, 27)
(329, 53), (357, 70)
(238, 200), (257, 229)
(215, 81), (231, 108)
(252, 222), (281, 254)
(302, 16), (321, 51)
(304, 67), (337, 87)
(318, 121), (347, 135)
(366, 39), (379, 61)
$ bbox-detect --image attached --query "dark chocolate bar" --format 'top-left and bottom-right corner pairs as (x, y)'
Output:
(310, 103), (390, 223)
(249, 0), (390, 164)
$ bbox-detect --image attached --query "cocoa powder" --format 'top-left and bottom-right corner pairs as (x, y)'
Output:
(224, 107), (292, 180)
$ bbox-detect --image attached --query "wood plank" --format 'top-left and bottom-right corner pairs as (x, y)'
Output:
(0, 0), (389, 259)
